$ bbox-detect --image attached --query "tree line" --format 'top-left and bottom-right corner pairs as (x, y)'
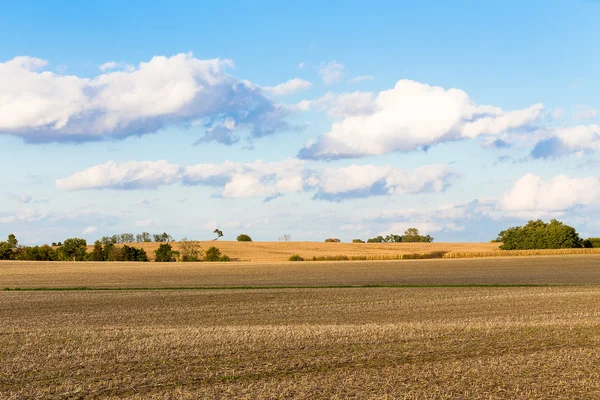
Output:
(0, 234), (231, 262)
(363, 228), (434, 243)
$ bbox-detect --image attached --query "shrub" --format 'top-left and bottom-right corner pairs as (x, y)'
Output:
(586, 238), (600, 248)
(204, 246), (222, 261)
(220, 255), (231, 262)
(324, 238), (341, 243)
(289, 254), (304, 261)
(155, 243), (176, 262)
(237, 234), (252, 242)
(352, 239), (364, 243)
(121, 245), (149, 262)
(179, 238), (203, 261)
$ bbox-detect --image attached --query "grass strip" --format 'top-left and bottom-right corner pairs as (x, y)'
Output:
(2, 283), (589, 291)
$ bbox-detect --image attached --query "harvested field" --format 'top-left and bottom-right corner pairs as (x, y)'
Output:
(2, 286), (600, 398)
(2, 254), (600, 289)
(4, 256), (600, 398)
(106, 241), (502, 262)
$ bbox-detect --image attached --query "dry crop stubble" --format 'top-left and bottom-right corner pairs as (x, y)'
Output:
(2, 254), (600, 289)
(2, 287), (600, 398)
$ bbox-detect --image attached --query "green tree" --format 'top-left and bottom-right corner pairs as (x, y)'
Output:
(121, 245), (149, 262)
(155, 243), (176, 262)
(213, 229), (223, 240)
(87, 240), (105, 261)
(59, 238), (87, 261)
(237, 234), (252, 242)
(7, 234), (18, 248)
(498, 219), (584, 250)
(352, 239), (365, 243)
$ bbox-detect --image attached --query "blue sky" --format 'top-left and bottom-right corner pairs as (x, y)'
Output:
(1, 0), (599, 244)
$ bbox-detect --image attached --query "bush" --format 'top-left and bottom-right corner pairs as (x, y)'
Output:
(220, 255), (231, 262)
(498, 219), (585, 250)
(155, 243), (176, 262)
(352, 239), (364, 243)
(289, 254), (304, 261)
(120, 245), (149, 262)
(324, 238), (341, 243)
(204, 246), (222, 261)
(586, 238), (600, 248)
(237, 234), (252, 242)
(179, 238), (203, 261)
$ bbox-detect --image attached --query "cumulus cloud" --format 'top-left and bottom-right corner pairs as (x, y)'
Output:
(348, 75), (374, 83)
(57, 159), (457, 201)
(0, 53), (290, 143)
(56, 160), (181, 190)
(298, 80), (544, 160)
(530, 125), (600, 159)
(82, 226), (98, 234)
(310, 164), (456, 201)
(318, 61), (345, 85)
(500, 173), (600, 217)
(263, 78), (312, 96)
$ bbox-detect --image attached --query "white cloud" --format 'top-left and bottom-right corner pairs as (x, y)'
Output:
(0, 209), (49, 224)
(57, 159), (456, 201)
(297, 62), (306, 69)
(318, 61), (345, 85)
(0, 53), (290, 143)
(56, 160), (181, 190)
(572, 105), (598, 121)
(99, 61), (118, 71)
(531, 124), (600, 159)
(297, 92), (377, 117)
(263, 78), (312, 96)
(99, 61), (134, 72)
(135, 219), (153, 227)
(82, 226), (98, 234)
(298, 80), (543, 160)
(312, 164), (456, 201)
(500, 174), (600, 216)
(348, 75), (374, 83)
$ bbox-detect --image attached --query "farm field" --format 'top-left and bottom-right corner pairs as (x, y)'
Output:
(2, 286), (600, 398)
(107, 240), (503, 261)
(2, 254), (600, 289)
(3, 255), (600, 398)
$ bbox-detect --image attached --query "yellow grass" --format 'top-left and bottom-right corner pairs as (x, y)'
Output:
(2, 286), (600, 398)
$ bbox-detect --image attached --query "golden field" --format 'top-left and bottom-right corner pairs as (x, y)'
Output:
(112, 240), (503, 261)
(3, 255), (600, 398)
